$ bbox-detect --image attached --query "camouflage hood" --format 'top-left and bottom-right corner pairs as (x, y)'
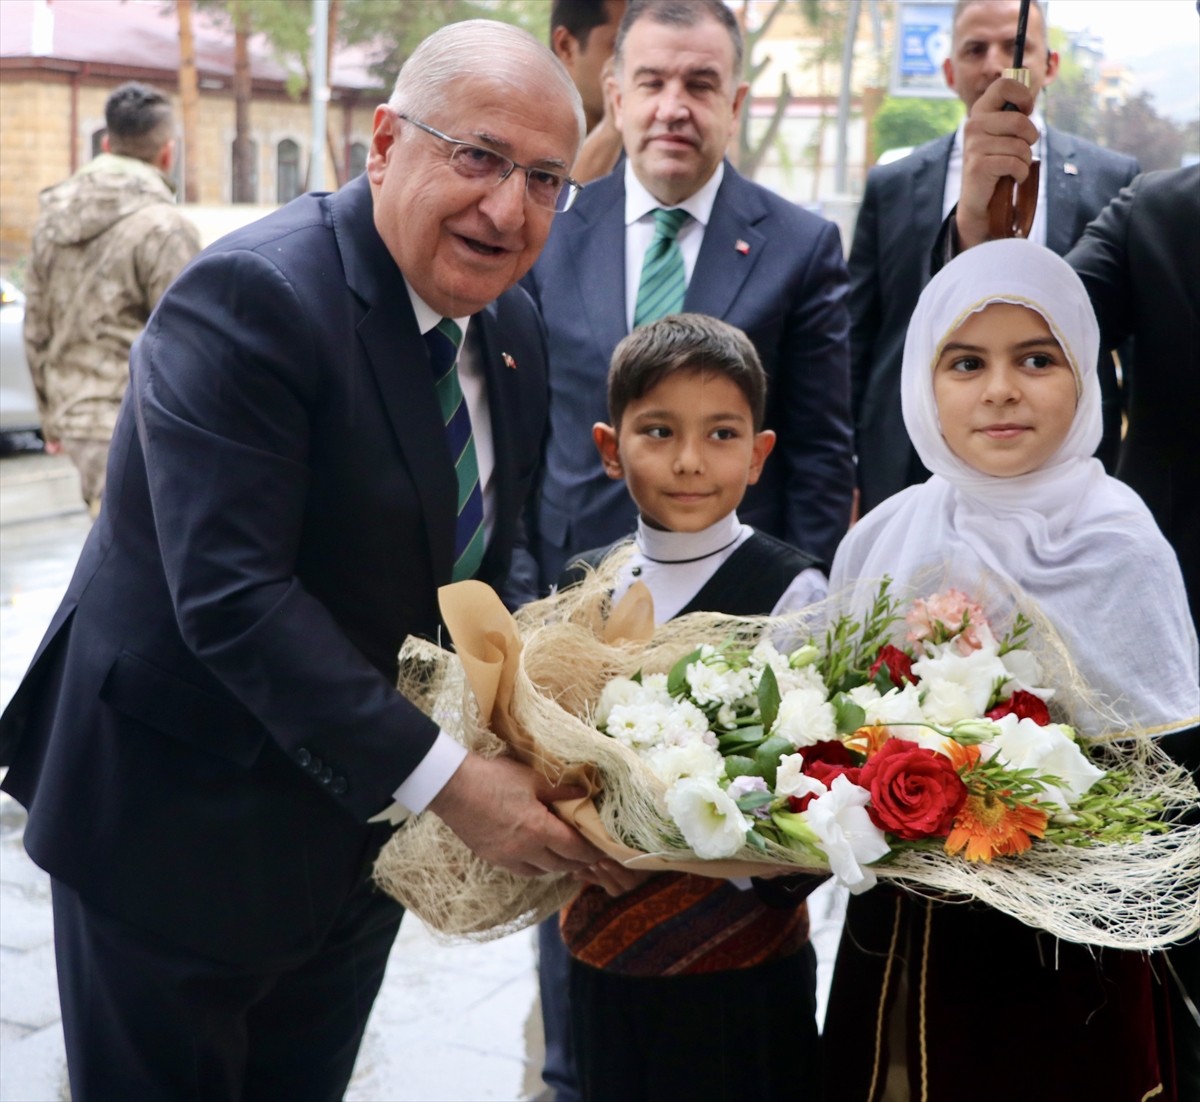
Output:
(35, 152), (179, 248)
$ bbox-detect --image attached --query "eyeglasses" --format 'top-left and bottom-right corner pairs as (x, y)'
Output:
(399, 114), (580, 214)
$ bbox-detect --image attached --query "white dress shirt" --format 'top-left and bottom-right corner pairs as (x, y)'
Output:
(623, 160), (726, 332)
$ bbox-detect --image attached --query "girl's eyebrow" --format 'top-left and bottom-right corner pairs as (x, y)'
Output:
(938, 341), (983, 355)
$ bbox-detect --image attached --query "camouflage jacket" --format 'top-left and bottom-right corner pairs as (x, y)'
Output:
(23, 153), (201, 442)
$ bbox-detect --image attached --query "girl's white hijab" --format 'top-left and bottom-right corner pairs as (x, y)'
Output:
(832, 240), (1197, 736)
(902, 238), (1101, 509)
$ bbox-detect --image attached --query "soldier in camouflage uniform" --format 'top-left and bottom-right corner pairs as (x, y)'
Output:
(23, 82), (201, 516)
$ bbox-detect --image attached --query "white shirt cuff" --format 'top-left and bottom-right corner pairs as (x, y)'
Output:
(381, 731), (468, 820)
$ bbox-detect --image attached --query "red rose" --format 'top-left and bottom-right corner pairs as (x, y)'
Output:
(869, 645), (918, 688)
(858, 739), (967, 841)
(785, 741), (862, 812)
(987, 690), (1052, 726)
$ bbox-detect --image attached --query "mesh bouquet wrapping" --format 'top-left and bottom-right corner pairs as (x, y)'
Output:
(373, 554), (1200, 948)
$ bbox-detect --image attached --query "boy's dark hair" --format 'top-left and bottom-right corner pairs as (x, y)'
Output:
(104, 82), (174, 163)
(550, 0), (616, 48)
(615, 0), (743, 77)
(608, 313), (766, 430)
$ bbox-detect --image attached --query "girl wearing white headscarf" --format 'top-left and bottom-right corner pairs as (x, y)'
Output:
(821, 240), (1197, 1102)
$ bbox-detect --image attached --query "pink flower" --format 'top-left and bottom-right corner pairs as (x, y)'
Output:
(905, 589), (990, 655)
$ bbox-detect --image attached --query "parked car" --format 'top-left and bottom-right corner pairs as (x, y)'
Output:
(0, 277), (43, 447)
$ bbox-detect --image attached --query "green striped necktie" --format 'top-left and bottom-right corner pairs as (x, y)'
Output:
(424, 318), (485, 582)
(633, 207), (690, 328)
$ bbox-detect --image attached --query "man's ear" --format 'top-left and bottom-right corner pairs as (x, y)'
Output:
(366, 105), (396, 185)
(551, 24), (578, 69)
(1043, 50), (1060, 88)
(942, 56), (957, 93)
(745, 429), (776, 486)
(593, 422), (624, 480)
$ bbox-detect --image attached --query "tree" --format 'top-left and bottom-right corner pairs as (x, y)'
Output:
(735, 0), (793, 180)
(1102, 91), (1187, 172)
(870, 96), (962, 159)
(1042, 29), (1099, 143)
(176, 0), (201, 202)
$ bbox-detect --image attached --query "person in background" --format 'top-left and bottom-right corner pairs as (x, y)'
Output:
(23, 80), (201, 516)
(0, 22), (610, 1101)
(550, 0), (628, 185)
(848, 0), (1138, 516)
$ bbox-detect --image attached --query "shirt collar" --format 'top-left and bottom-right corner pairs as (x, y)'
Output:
(624, 159), (725, 228)
(403, 277), (470, 340)
(636, 510), (743, 562)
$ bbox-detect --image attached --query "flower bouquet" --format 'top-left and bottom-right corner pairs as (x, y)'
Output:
(373, 560), (1200, 948)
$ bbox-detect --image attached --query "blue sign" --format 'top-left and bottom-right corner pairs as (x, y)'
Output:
(891, 2), (956, 98)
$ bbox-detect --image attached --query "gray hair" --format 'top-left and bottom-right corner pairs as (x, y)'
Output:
(389, 20), (585, 152)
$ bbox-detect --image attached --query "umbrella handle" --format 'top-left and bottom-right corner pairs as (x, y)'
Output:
(987, 66), (1038, 239)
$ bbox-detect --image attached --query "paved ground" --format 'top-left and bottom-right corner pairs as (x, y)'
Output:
(0, 450), (846, 1101)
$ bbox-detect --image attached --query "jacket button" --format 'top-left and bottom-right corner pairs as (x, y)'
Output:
(331, 778), (347, 795)
(319, 767), (333, 784)
(309, 755), (324, 774)
(296, 748), (312, 768)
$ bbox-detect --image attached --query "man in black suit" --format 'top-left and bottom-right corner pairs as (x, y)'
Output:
(850, 0), (1139, 513)
(522, 0), (854, 590)
(0, 20), (609, 1100)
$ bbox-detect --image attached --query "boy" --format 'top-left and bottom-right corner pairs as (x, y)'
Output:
(559, 313), (825, 1101)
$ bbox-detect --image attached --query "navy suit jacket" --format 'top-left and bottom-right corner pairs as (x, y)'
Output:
(850, 126), (1139, 513)
(0, 175), (549, 965)
(522, 161), (853, 590)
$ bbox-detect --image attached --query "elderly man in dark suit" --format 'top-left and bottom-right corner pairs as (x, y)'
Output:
(850, 0), (1139, 513)
(522, 0), (854, 591)
(0, 20), (611, 1101)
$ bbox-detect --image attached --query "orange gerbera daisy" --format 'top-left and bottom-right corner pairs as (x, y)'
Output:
(944, 792), (1049, 862)
(848, 725), (892, 758)
(945, 740), (982, 772)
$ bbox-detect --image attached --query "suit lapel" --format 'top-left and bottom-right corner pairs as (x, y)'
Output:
(911, 135), (953, 282)
(685, 165), (767, 319)
(1043, 127), (1077, 256)
(564, 175), (629, 348)
(330, 177), (456, 577)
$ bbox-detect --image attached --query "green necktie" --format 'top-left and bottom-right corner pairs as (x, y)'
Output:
(424, 318), (485, 582)
(633, 207), (689, 328)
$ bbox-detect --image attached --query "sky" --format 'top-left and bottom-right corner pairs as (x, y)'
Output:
(1047, 0), (1200, 120)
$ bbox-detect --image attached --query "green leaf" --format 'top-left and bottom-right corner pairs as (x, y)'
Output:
(717, 726), (766, 755)
(735, 791), (776, 812)
(667, 649), (703, 697)
(758, 664), (781, 734)
(724, 755), (757, 779)
(745, 829), (769, 853)
(872, 663), (896, 694)
(832, 692), (867, 735)
(753, 734), (796, 788)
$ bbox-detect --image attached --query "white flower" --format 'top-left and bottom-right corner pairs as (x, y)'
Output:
(914, 643), (1009, 724)
(804, 775), (891, 894)
(775, 753), (830, 801)
(716, 703), (740, 729)
(999, 648), (1054, 701)
(666, 777), (750, 859)
(686, 658), (754, 708)
(646, 741), (726, 790)
(595, 677), (648, 727)
(641, 673), (670, 696)
(773, 687), (837, 747)
(988, 713), (1105, 813)
(657, 699), (714, 747)
(749, 640), (827, 695)
(604, 701), (672, 751)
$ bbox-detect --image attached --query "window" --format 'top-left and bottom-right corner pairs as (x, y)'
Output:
(277, 138), (302, 203)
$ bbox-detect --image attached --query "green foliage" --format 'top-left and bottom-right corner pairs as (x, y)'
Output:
(871, 96), (963, 159)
